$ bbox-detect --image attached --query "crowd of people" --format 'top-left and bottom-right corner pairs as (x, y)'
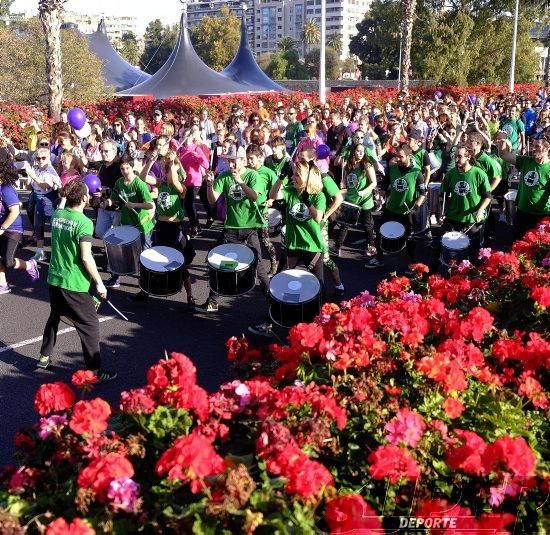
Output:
(0, 87), (549, 379)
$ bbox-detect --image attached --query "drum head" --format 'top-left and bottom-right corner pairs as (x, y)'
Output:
(342, 201), (360, 209)
(442, 231), (470, 249)
(207, 243), (255, 271)
(281, 225), (286, 239)
(380, 221), (405, 239)
(428, 182), (441, 191)
(140, 246), (184, 272)
(504, 190), (517, 201)
(268, 208), (282, 227)
(269, 269), (321, 304)
(104, 225), (140, 245)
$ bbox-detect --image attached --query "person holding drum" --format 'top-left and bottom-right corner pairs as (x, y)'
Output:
(496, 135), (550, 240)
(408, 131), (432, 186)
(93, 139), (121, 238)
(101, 157), (155, 293)
(333, 143), (378, 258)
(365, 143), (426, 271)
(38, 179), (116, 382)
(429, 145), (492, 273)
(197, 145), (269, 314)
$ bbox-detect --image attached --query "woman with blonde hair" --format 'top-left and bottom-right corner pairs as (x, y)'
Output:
(269, 159), (326, 282)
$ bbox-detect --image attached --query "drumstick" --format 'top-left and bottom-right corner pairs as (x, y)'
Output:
(103, 298), (129, 321)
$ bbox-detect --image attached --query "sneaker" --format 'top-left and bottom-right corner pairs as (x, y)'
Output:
(130, 290), (148, 302)
(0, 284), (11, 295)
(34, 249), (47, 263)
(26, 258), (40, 282)
(365, 258), (384, 269)
(93, 368), (117, 383)
(189, 226), (201, 238)
(247, 322), (274, 338)
(328, 247), (341, 258)
(205, 218), (215, 229)
(105, 276), (120, 288)
(37, 354), (51, 369)
(186, 296), (196, 313)
(195, 300), (219, 313)
(365, 245), (377, 256)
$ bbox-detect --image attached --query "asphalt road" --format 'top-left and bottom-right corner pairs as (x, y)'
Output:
(0, 198), (514, 466)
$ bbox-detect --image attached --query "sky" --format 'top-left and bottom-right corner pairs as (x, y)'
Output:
(11, 0), (182, 32)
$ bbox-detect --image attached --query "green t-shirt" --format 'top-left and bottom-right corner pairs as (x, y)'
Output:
(412, 148), (430, 171)
(264, 155), (292, 183)
(256, 165), (278, 226)
(344, 166), (374, 210)
(385, 163), (424, 215)
(499, 118), (524, 151)
(283, 186), (326, 253)
(156, 182), (185, 220)
(475, 151), (501, 184)
(322, 173), (340, 209)
(47, 208), (93, 293)
(214, 168), (265, 229)
(442, 166), (490, 224)
(285, 121), (304, 152)
(515, 156), (550, 216)
(111, 177), (154, 234)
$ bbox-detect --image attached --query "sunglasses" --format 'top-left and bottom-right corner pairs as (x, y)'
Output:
(100, 149), (113, 153)
(36, 156), (48, 161)
(114, 123), (122, 127)
(39, 142), (49, 147)
(193, 121), (200, 125)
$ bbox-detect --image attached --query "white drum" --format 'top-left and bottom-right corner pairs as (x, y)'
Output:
(103, 225), (142, 275)
(441, 231), (470, 267)
(504, 190), (517, 226)
(207, 243), (257, 296)
(281, 225), (286, 249)
(268, 269), (321, 328)
(267, 208), (283, 237)
(95, 208), (121, 239)
(139, 246), (185, 296)
(380, 221), (406, 253)
(428, 182), (443, 221)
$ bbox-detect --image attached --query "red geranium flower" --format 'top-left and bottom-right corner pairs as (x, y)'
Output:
(325, 494), (382, 534)
(34, 382), (76, 416)
(446, 430), (489, 476)
(443, 397), (465, 419)
(119, 388), (156, 414)
(46, 517), (95, 535)
(71, 370), (98, 390)
(69, 398), (111, 436)
(368, 444), (420, 483)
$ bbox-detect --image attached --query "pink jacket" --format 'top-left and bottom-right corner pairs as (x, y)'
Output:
(294, 134), (329, 173)
(178, 144), (209, 187)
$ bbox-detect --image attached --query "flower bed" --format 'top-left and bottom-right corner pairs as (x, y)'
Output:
(1, 221), (548, 534)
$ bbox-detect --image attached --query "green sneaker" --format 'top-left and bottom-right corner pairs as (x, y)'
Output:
(93, 368), (118, 383)
(37, 355), (51, 369)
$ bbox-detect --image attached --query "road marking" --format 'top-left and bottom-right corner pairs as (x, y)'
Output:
(0, 316), (115, 354)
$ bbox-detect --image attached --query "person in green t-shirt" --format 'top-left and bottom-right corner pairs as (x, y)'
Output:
(285, 108), (305, 154)
(153, 151), (196, 312)
(429, 145), (492, 273)
(264, 136), (293, 225)
(100, 157), (154, 295)
(197, 145), (270, 314)
(246, 144), (278, 275)
(499, 107), (525, 153)
(366, 143), (426, 271)
(496, 136), (550, 239)
(408, 132), (431, 185)
(334, 143), (378, 258)
(38, 179), (116, 382)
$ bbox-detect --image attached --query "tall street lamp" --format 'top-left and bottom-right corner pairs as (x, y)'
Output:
(319, 0), (326, 104)
(509, 0), (519, 93)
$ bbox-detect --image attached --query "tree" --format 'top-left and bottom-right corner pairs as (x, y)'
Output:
(326, 33), (343, 55)
(0, 19), (106, 103)
(0, 0), (15, 25)
(301, 18), (320, 56)
(118, 31), (140, 66)
(140, 19), (177, 75)
(38, 0), (65, 119)
(305, 47), (341, 80)
(278, 36), (297, 53)
(265, 51), (288, 80)
(190, 6), (240, 71)
(399, 0), (417, 91)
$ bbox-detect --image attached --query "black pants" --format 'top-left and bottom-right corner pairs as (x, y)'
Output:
(40, 285), (101, 370)
(286, 249), (324, 284)
(335, 209), (375, 249)
(0, 231), (22, 269)
(209, 228), (270, 304)
(154, 220), (196, 280)
(259, 227), (277, 264)
(185, 184), (213, 228)
(513, 209), (546, 241)
(375, 209), (416, 261)
(429, 219), (484, 273)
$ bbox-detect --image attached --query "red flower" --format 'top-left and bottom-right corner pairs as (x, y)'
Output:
(46, 517), (95, 535)
(446, 430), (489, 476)
(518, 375), (548, 409)
(531, 286), (550, 307)
(155, 430), (226, 493)
(283, 455), (333, 498)
(325, 494), (382, 534)
(120, 388), (156, 414)
(443, 397), (465, 419)
(484, 436), (537, 477)
(69, 398), (111, 436)
(288, 322), (325, 351)
(77, 452), (134, 502)
(34, 382), (76, 416)
(368, 444), (420, 483)
(71, 370), (98, 390)
(459, 307), (494, 342)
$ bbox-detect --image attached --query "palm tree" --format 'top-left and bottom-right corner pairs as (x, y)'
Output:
(39, 0), (65, 119)
(301, 18), (320, 57)
(278, 36), (297, 53)
(399, 0), (417, 92)
(326, 33), (342, 55)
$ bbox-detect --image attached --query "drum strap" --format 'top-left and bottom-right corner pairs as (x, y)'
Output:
(307, 252), (321, 272)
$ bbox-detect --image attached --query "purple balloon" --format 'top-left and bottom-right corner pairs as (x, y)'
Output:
(83, 173), (101, 194)
(67, 107), (86, 130)
(316, 144), (330, 160)
(467, 94), (477, 105)
(434, 90), (443, 99)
